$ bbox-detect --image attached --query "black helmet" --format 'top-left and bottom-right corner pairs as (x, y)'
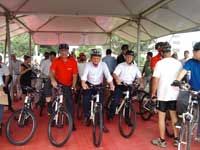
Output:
(161, 42), (171, 52)
(155, 42), (164, 50)
(125, 50), (134, 56)
(59, 43), (69, 49)
(121, 44), (129, 51)
(193, 42), (200, 51)
(90, 49), (102, 57)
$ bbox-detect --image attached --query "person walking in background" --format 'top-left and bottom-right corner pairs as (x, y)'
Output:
(142, 52), (153, 92)
(102, 49), (116, 74)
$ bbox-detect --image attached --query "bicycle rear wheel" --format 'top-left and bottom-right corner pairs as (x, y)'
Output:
(6, 109), (37, 145)
(92, 105), (103, 147)
(48, 110), (73, 147)
(140, 94), (153, 120)
(119, 104), (136, 138)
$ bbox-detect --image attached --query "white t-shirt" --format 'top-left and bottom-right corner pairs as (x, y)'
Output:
(40, 59), (51, 76)
(114, 62), (141, 84)
(78, 62), (86, 78)
(81, 62), (112, 85)
(0, 63), (10, 86)
(10, 59), (22, 75)
(153, 57), (182, 101)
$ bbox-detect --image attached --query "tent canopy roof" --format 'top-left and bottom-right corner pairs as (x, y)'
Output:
(0, 0), (200, 45)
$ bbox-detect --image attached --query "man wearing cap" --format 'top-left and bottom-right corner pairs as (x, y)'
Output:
(117, 44), (129, 65)
(81, 49), (114, 132)
(50, 43), (78, 131)
(151, 42), (182, 148)
(150, 42), (164, 71)
(109, 50), (143, 119)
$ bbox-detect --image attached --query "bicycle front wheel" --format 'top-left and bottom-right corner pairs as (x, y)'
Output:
(92, 105), (103, 147)
(119, 104), (136, 138)
(6, 109), (37, 146)
(178, 121), (192, 150)
(48, 110), (73, 147)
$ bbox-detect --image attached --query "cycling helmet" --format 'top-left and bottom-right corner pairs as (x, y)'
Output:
(59, 43), (69, 49)
(90, 49), (102, 57)
(193, 42), (200, 51)
(155, 42), (164, 50)
(161, 42), (171, 52)
(125, 50), (134, 56)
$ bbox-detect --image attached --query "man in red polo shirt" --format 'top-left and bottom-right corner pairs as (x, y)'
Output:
(150, 42), (164, 71)
(50, 43), (78, 130)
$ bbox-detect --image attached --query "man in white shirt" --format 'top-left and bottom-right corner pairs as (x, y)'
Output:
(151, 42), (182, 148)
(81, 49), (114, 132)
(9, 54), (22, 101)
(180, 50), (190, 66)
(39, 51), (56, 113)
(108, 50), (143, 119)
(0, 55), (11, 135)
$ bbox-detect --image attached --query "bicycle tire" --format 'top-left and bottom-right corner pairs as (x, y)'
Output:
(186, 121), (192, 150)
(48, 110), (73, 147)
(178, 122), (187, 150)
(119, 104), (136, 138)
(140, 94), (153, 121)
(92, 105), (103, 147)
(6, 109), (37, 146)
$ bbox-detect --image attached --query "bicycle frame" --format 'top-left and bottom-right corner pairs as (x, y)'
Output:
(90, 91), (100, 122)
(116, 90), (129, 115)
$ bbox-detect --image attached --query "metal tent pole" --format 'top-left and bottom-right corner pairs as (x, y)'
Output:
(5, 14), (11, 64)
(29, 32), (32, 56)
(4, 33), (7, 63)
(136, 18), (141, 66)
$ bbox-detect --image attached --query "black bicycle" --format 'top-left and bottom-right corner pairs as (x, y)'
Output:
(109, 83), (137, 138)
(172, 82), (200, 150)
(6, 86), (37, 145)
(48, 85), (73, 147)
(85, 84), (105, 147)
(140, 94), (174, 138)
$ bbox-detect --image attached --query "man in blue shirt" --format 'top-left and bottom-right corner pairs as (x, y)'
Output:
(174, 41), (200, 141)
(102, 49), (116, 74)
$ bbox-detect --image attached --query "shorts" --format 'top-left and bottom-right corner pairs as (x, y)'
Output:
(156, 100), (177, 112)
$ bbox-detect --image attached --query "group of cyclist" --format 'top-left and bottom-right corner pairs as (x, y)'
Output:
(0, 41), (200, 149)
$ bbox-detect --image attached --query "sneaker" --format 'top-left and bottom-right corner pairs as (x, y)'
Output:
(195, 136), (200, 142)
(151, 138), (167, 148)
(173, 138), (179, 147)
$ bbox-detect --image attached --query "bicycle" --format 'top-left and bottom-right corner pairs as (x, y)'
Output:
(6, 86), (37, 145)
(140, 94), (174, 138)
(111, 82), (137, 138)
(48, 84), (73, 147)
(84, 83), (106, 147)
(172, 82), (200, 150)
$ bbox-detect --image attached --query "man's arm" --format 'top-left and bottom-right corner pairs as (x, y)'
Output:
(50, 70), (57, 88)
(176, 69), (187, 81)
(113, 73), (121, 85)
(151, 77), (159, 98)
(72, 74), (78, 89)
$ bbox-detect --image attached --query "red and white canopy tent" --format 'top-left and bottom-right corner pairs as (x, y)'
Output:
(0, 0), (200, 64)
